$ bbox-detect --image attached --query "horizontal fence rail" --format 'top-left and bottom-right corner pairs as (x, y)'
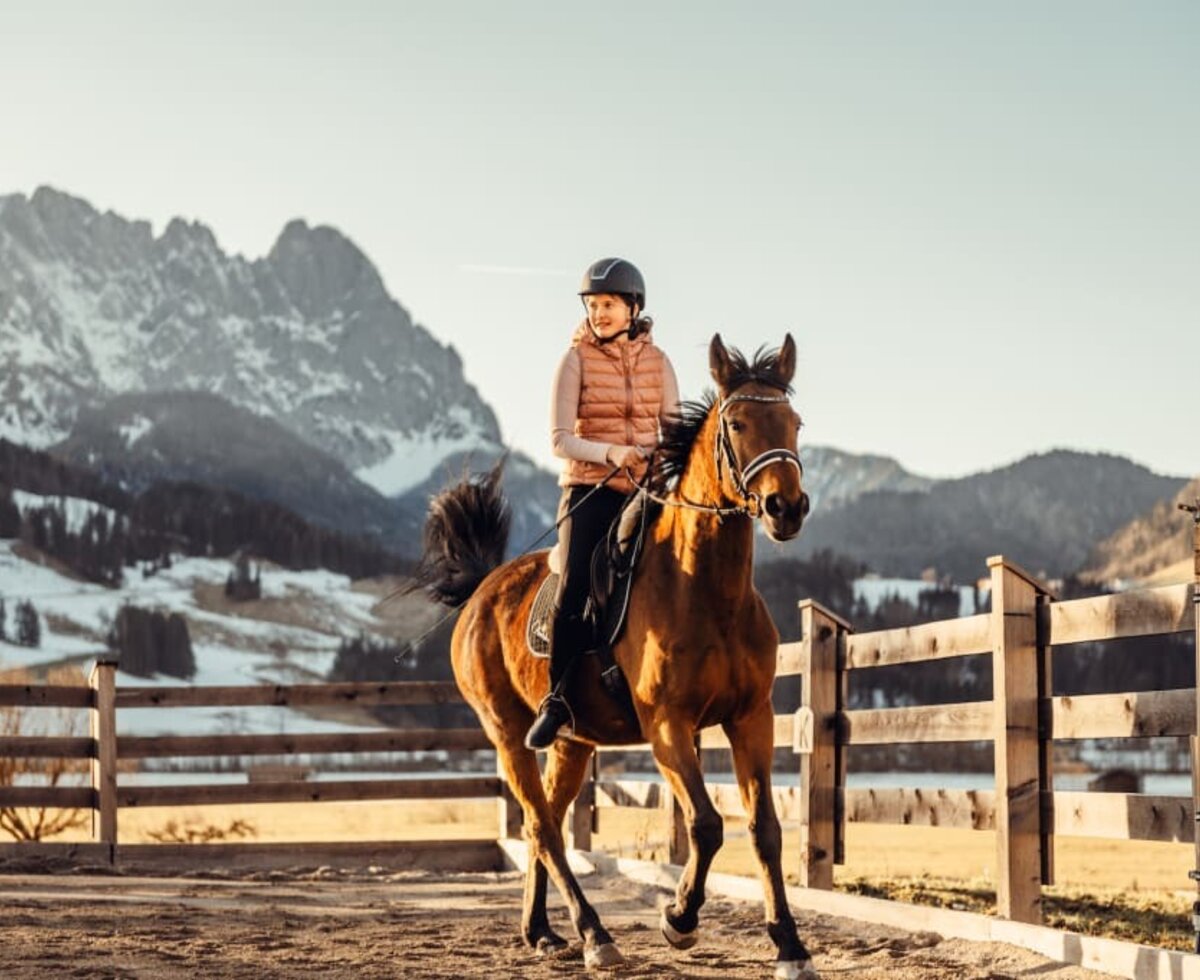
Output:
(0, 561), (1195, 932)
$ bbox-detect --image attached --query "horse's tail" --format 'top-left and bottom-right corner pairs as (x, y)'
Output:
(413, 458), (511, 607)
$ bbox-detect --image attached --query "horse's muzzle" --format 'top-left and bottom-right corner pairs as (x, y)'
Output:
(761, 491), (809, 542)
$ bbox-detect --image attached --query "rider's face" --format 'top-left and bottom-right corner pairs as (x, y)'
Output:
(585, 294), (633, 339)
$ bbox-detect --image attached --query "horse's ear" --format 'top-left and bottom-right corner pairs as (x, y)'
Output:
(709, 333), (733, 388)
(777, 333), (797, 385)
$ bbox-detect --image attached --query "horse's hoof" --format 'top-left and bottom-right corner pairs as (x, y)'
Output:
(660, 910), (699, 950)
(775, 960), (819, 980)
(534, 935), (570, 956)
(584, 942), (625, 969)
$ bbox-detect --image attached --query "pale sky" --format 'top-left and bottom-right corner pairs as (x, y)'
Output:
(2, 1), (1196, 478)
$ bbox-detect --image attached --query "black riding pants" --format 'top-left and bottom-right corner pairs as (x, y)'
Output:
(549, 484), (628, 689)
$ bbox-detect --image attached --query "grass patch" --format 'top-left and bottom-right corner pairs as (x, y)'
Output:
(839, 874), (1194, 951)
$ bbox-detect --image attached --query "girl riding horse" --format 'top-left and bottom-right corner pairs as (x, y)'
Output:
(417, 333), (815, 978)
(525, 257), (680, 749)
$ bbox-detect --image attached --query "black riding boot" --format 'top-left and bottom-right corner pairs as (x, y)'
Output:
(524, 613), (587, 750)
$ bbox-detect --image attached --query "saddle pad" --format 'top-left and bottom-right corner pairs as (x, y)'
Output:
(526, 571), (558, 658)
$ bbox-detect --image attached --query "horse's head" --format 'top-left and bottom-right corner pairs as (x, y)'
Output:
(709, 333), (810, 542)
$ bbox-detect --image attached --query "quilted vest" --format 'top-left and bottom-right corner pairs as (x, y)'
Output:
(562, 323), (666, 494)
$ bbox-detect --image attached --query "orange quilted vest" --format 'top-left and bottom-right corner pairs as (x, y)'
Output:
(562, 323), (665, 494)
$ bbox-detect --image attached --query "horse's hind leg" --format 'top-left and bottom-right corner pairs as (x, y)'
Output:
(647, 721), (724, 949)
(724, 707), (817, 979)
(495, 736), (622, 968)
(520, 739), (596, 954)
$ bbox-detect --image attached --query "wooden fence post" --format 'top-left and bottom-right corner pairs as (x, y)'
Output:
(497, 756), (522, 841)
(798, 599), (847, 890)
(988, 556), (1046, 923)
(569, 753), (596, 851)
(88, 657), (118, 846)
(666, 736), (698, 866)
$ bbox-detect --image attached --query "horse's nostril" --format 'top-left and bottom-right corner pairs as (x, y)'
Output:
(764, 493), (786, 519)
(799, 493), (811, 518)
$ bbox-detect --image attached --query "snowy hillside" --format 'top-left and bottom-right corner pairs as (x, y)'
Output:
(0, 529), (415, 738)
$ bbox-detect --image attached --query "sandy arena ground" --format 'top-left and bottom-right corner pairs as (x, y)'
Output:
(0, 865), (1119, 980)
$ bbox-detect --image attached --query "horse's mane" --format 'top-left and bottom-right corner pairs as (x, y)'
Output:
(649, 344), (794, 493)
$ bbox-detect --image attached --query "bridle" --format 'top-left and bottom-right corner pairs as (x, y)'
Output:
(636, 386), (803, 519)
(714, 390), (804, 517)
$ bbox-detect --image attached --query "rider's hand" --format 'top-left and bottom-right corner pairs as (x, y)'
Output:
(606, 445), (645, 469)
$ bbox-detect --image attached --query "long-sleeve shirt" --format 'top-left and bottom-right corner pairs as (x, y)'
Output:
(549, 344), (681, 465)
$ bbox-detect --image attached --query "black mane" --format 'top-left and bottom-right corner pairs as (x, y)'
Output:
(649, 344), (794, 493)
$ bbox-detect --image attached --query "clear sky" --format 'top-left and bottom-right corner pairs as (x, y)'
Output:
(2, 1), (1196, 478)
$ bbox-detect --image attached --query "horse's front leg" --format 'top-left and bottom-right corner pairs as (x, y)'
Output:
(493, 735), (622, 969)
(648, 721), (723, 949)
(724, 706), (817, 979)
(520, 739), (596, 954)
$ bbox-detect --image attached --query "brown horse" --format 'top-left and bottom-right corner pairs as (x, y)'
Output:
(416, 334), (816, 978)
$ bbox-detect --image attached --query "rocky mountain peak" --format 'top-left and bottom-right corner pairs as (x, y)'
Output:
(0, 187), (501, 489)
(267, 219), (387, 319)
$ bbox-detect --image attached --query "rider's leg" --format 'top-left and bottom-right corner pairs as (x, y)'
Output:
(525, 485), (625, 750)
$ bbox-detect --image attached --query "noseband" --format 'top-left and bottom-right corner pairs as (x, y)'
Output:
(715, 391), (804, 515)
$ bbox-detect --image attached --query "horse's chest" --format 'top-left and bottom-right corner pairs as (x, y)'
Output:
(642, 637), (769, 720)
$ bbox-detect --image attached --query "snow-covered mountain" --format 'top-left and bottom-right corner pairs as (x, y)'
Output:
(800, 446), (934, 513)
(0, 186), (500, 496)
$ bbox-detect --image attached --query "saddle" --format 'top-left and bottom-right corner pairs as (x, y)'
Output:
(526, 490), (656, 697)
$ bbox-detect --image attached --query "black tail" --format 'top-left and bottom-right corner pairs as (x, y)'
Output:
(413, 458), (511, 607)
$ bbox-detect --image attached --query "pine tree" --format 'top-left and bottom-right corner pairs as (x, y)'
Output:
(15, 600), (40, 648)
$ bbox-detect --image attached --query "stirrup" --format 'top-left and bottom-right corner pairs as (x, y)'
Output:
(524, 693), (575, 750)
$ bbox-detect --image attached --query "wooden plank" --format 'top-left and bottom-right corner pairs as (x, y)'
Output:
(1046, 688), (1194, 739)
(1047, 583), (1194, 646)
(115, 680), (465, 709)
(776, 640), (805, 677)
(89, 659), (117, 846)
(698, 714), (794, 751)
(799, 602), (839, 889)
(844, 614), (992, 670)
(1047, 791), (1193, 844)
(0, 786), (95, 808)
(116, 728), (492, 758)
(117, 776), (500, 808)
(0, 685), (92, 708)
(0, 736), (93, 759)
(706, 783), (801, 822)
(841, 701), (993, 745)
(0, 842), (112, 866)
(114, 839), (503, 874)
(595, 779), (667, 810)
(842, 787), (997, 830)
(989, 556), (1044, 924)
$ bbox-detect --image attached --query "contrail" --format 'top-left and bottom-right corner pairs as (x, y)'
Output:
(459, 264), (573, 278)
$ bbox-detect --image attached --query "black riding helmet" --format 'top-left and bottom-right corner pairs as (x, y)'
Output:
(579, 257), (646, 314)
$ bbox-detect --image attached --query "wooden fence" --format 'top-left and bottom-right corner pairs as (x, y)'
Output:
(0, 555), (1196, 927)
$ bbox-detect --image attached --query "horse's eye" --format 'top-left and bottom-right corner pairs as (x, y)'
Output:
(729, 420), (744, 434)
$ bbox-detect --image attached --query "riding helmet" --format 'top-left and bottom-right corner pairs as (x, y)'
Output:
(579, 257), (646, 312)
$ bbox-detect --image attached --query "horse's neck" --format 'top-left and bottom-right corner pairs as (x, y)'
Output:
(659, 422), (756, 602)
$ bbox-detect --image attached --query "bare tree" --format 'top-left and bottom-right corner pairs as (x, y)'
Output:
(0, 666), (90, 841)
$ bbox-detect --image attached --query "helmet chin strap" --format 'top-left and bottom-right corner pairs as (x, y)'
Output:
(583, 299), (640, 344)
